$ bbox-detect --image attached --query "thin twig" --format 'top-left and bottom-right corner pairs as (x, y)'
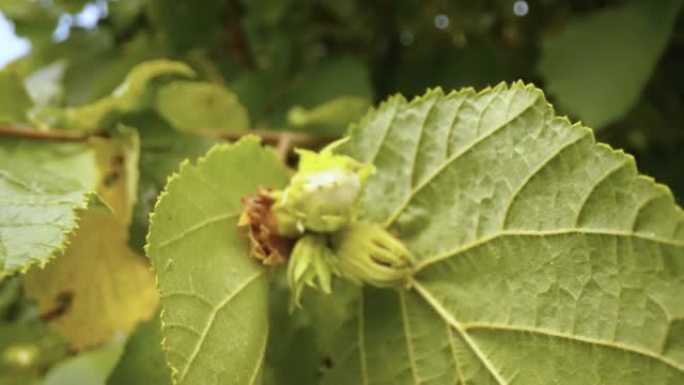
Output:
(0, 126), (90, 141)
(0, 125), (334, 149)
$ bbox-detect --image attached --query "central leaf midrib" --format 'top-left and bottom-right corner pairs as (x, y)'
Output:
(398, 290), (422, 385)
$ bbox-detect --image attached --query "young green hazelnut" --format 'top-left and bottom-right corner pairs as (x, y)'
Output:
(274, 141), (373, 233)
(287, 234), (339, 309)
(331, 222), (415, 288)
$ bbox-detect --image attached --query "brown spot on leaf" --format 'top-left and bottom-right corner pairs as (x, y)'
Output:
(322, 354), (334, 369)
(40, 291), (74, 322)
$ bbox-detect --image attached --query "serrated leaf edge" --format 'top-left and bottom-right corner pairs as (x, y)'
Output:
(5, 190), (95, 277)
(144, 135), (275, 384)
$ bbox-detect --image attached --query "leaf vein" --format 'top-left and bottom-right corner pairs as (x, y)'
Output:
(155, 212), (240, 249)
(176, 270), (264, 383)
(358, 293), (369, 385)
(416, 228), (684, 271)
(573, 160), (629, 226)
(399, 290), (422, 385)
(461, 322), (684, 373)
(413, 281), (508, 385)
(500, 122), (589, 229)
(409, 96), (439, 188)
(445, 320), (467, 385)
(383, 91), (541, 228)
(367, 100), (399, 165)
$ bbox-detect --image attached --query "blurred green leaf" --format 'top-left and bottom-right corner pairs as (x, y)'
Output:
(1, 1), (59, 46)
(42, 335), (126, 385)
(146, 0), (224, 52)
(32, 59), (195, 131)
(287, 96), (370, 135)
(265, 56), (373, 128)
(52, 0), (90, 14)
(263, 276), (362, 385)
(540, 0), (683, 128)
(0, 69), (31, 124)
(0, 320), (70, 385)
(60, 32), (167, 107)
(0, 138), (99, 275)
(283, 56), (373, 109)
(125, 113), (218, 250)
(107, 315), (171, 385)
(155, 81), (249, 134)
(107, 0), (144, 32)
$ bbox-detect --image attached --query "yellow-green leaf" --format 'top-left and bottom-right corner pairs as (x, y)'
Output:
(155, 81), (249, 134)
(23, 132), (158, 350)
(287, 96), (370, 135)
(23, 210), (159, 350)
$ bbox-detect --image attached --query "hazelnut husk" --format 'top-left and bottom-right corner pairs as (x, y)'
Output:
(238, 187), (294, 266)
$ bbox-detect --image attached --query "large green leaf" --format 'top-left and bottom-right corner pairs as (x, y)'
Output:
(0, 138), (98, 275)
(539, 0), (683, 128)
(146, 137), (290, 385)
(324, 82), (684, 384)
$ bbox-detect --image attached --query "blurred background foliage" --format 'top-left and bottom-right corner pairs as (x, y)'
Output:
(0, 0), (681, 199)
(0, 0), (682, 384)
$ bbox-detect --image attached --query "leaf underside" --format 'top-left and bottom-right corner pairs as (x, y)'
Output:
(0, 138), (98, 275)
(324, 82), (684, 385)
(146, 137), (290, 385)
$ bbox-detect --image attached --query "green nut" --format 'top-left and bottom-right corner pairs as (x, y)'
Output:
(287, 234), (339, 309)
(274, 140), (373, 233)
(331, 222), (414, 288)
